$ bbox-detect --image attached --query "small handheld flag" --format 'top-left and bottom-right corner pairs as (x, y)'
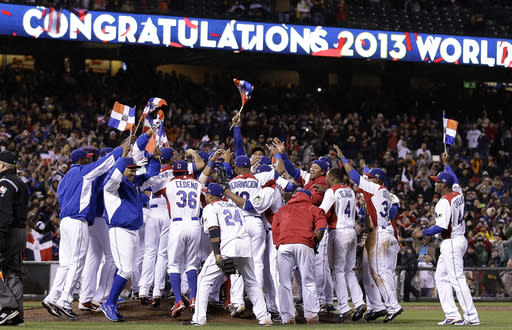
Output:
(443, 113), (458, 146)
(132, 97), (168, 136)
(108, 102), (135, 131)
(230, 78), (254, 130)
(142, 109), (168, 153)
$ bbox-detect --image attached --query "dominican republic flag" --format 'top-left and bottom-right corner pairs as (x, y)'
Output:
(443, 114), (458, 146)
(141, 97), (167, 119)
(233, 79), (254, 107)
(108, 102), (135, 131)
(142, 109), (168, 154)
(25, 230), (53, 261)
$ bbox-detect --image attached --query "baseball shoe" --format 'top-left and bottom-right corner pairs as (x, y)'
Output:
(306, 316), (319, 324)
(151, 297), (161, 308)
(140, 296), (151, 305)
(54, 305), (78, 319)
(0, 309), (19, 325)
(258, 317), (273, 326)
(79, 301), (99, 312)
(383, 307), (403, 323)
(365, 309), (387, 321)
(270, 312), (281, 323)
(230, 303), (245, 318)
(352, 304), (367, 321)
(336, 310), (353, 323)
(5, 314), (24, 327)
(182, 320), (204, 326)
(116, 308), (125, 322)
(189, 298), (196, 313)
(170, 300), (186, 318)
(281, 318), (296, 325)
(438, 318), (461, 325)
(454, 320), (480, 326)
(320, 303), (335, 312)
(42, 300), (61, 318)
(117, 297), (127, 304)
(100, 304), (119, 322)
(224, 303), (234, 313)
(130, 291), (139, 300)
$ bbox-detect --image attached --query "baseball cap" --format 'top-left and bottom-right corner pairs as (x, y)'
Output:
(430, 171), (454, 186)
(235, 156), (251, 168)
(125, 158), (139, 168)
(70, 148), (93, 163)
(197, 151), (209, 163)
(256, 164), (272, 173)
(318, 156), (332, 170)
(259, 156), (272, 165)
(297, 188), (312, 199)
(173, 160), (188, 172)
(0, 151), (17, 165)
(206, 183), (224, 197)
(365, 168), (386, 181)
(100, 147), (114, 157)
(312, 160), (328, 172)
(160, 147), (174, 161)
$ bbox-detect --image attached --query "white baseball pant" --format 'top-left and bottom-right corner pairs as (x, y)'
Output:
(44, 217), (89, 309)
(109, 227), (137, 280)
(314, 230), (333, 306)
(263, 229), (280, 313)
(230, 216), (266, 307)
(79, 217), (116, 304)
(362, 248), (386, 312)
(131, 209), (148, 292)
(167, 221), (201, 273)
(192, 253), (271, 325)
(328, 228), (365, 313)
(139, 199), (169, 298)
(436, 236), (479, 323)
(278, 243), (319, 323)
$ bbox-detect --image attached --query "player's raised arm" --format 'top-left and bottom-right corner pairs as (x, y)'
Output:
(232, 113), (246, 158)
(334, 144), (361, 185)
(199, 149), (224, 185)
(273, 137), (301, 181)
(186, 149), (206, 173)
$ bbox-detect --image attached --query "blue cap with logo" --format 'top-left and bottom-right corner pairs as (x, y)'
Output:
(259, 156), (272, 165)
(206, 183), (224, 197)
(198, 151), (209, 163)
(235, 155), (251, 168)
(160, 147), (174, 161)
(318, 156), (332, 170)
(365, 167), (386, 181)
(173, 160), (188, 172)
(430, 171), (454, 186)
(312, 160), (328, 172)
(256, 164), (272, 173)
(297, 188), (312, 199)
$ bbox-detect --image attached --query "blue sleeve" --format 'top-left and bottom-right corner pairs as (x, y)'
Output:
(422, 225), (443, 237)
(233, 126), (246, 158)
(81, 146), (123, 174)
(444, 164), (459, 184)
(348, 169), (361, 185)
(192, 163), (197, 173)
(280, 153), (300, 181)
(223, 162), (235, 179)
(364, 165), (370, 173)
(389, 203), (399, 221)
(284, 181), (297, 192)
(134, 133), (153, 158)
(244, 200), (255, 212)
(134, 157), (160, 186)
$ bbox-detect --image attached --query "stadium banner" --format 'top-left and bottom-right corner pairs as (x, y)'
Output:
(1, 3), (512, 67)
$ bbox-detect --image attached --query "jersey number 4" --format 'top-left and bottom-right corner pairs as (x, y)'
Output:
(176, 190), (197, 209)
(224, 209), (243, 226)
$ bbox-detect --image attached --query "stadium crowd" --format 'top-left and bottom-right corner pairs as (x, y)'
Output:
(0, 66), (512, 299)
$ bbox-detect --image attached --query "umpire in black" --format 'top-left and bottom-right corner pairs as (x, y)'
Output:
(0, 151), (28, 325)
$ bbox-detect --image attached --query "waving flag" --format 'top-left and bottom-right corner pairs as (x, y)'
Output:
(443, 114), (458, 146)
(142, 109), (168, 153)
(233, 79), (254, 107)
(141, 97), (167, 119)
(25, 230), (53, 261)
(108, 102), (135, 131)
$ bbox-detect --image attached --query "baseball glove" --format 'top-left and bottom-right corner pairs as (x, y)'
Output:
(215, 166), (230, 191)
(216, 257), (237, 275)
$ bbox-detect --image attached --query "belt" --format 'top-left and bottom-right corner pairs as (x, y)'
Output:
(172, 217), (199, 222)
(150, 204), (162, 208)
(152, 195), (162, 199)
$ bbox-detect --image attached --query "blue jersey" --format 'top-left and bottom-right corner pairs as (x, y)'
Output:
(57, 147), (123, 223)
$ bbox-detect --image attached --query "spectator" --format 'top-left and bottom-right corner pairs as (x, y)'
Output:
(417, 254), (435, 297)
(500, 258), (512, 296)
(482, 262), (505, 297)
(467, 124), (481, 154)
(399, 238), (421, 302)
(296, 0), (312, 23)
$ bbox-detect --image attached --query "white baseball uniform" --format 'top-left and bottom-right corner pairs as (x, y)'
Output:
(138, 165), (174, 298)
(320, 184), (365, 314)
(192, 200), (271, 325)
(165, 176), (203, 274)
(434, 191), (479, 323)
(227, 173), (265, 309)
(130, 207), (148, 294)
(358, 178), (401, 314)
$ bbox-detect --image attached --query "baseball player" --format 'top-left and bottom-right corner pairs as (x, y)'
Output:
(189, 183), (272, 326)
(319, 168), (366, 322)
(138, 147), (175, 307)
(272, 189), (327, 325)
(423, 172), (479, 326)
(100, 133), (160, 322)
(79, 147), (117, 312)
(42, 140), (126, 319)
(335, 145), (402, 323)
(165, 160), (203, 317)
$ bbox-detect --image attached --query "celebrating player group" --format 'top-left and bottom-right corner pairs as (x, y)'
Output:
(41, 91), (479, 326)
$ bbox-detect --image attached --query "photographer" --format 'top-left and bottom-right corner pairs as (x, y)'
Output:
(399, 238), (421, 302)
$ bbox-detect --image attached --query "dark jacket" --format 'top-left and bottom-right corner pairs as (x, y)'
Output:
(0, 168), (28, 252)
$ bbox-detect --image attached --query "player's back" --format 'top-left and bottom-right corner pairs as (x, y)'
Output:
(359, 179), (392, 229)
(228, 173), (261, 216)
(442, 192), (466, 239)
(166, 176), (202, 222)
(332, 184), (356, 229)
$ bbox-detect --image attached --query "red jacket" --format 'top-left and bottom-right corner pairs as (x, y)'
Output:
(272, 191), (327, 249)
(303, 175), (327, 206)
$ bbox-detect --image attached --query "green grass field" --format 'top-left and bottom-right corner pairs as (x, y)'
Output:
(17, 302), (512, 329)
